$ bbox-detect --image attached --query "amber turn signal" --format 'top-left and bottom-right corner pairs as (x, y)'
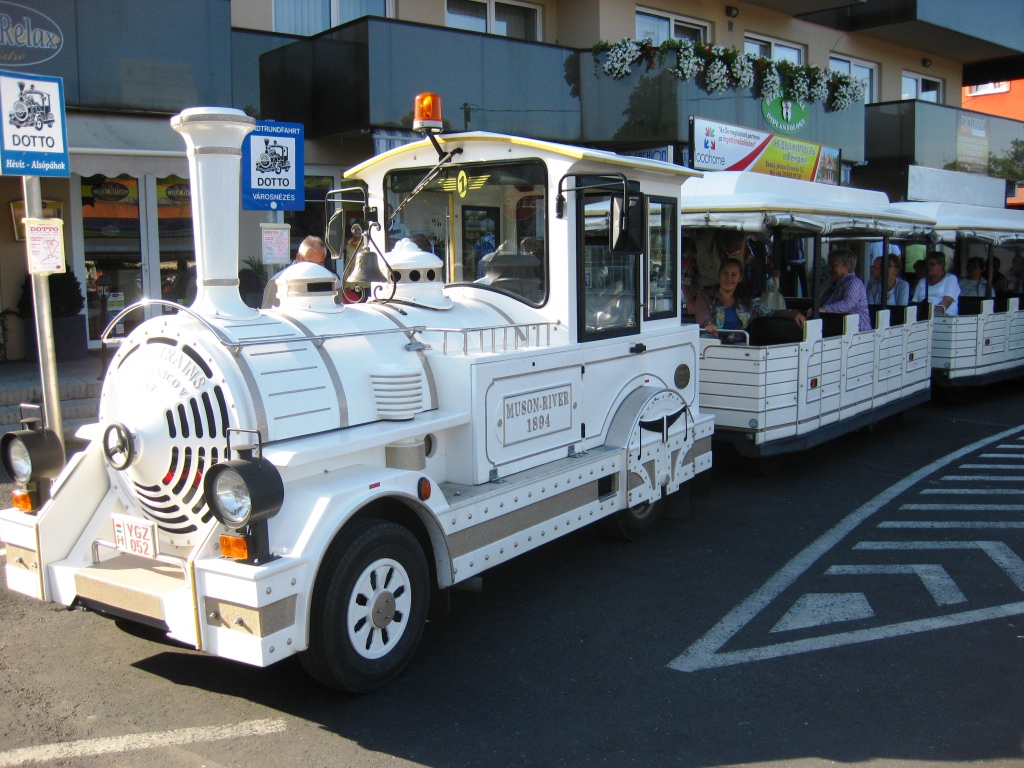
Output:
(11, 488), (33, 512)
(417, 476), (431, 501)
(413, 92), (442, 133)
(219, 533), (250, 560)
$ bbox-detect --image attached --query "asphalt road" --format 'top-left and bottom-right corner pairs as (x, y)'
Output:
(2, 383), (1024, 767)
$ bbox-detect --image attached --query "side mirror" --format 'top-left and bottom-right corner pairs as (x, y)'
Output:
(610, 196), (642, 253)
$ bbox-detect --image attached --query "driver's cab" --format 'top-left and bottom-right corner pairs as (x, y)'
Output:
(341, 132), (699, 346)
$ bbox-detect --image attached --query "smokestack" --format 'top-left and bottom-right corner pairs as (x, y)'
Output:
(170, 108), (257, 319)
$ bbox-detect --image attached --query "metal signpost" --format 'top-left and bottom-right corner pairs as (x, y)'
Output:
(0, 70), (71, 448)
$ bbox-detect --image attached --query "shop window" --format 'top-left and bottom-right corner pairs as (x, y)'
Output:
(636, 9), (708, 44)
(446, 0), (541, 41)
(902, 72), (942, 103)
(829, 55), (876, 104)
(745, 34), (803, 65)
(273, 0), (388, 35)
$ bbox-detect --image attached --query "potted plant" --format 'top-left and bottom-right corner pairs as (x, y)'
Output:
(17, 271), (88, 362)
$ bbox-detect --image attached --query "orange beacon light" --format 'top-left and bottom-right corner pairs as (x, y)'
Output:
(413, 92), (443, 133)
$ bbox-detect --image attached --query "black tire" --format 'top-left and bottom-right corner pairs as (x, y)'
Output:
(601, 498), (663, 541)
(300, 520), (429, 693)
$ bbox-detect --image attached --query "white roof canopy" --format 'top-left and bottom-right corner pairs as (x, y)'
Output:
(680, 172), (934, 238)
(893, 201), (1024, 245)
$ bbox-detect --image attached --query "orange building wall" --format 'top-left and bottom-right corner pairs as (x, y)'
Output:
(962, 80), (1024, 121)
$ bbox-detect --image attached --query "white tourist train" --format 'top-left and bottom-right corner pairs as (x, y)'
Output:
(0, 96), (714, 693)
(893, 196), (1024, 389)
(679, 171), (934, 457)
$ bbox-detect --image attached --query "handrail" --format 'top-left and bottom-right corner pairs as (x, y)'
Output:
(428, 321), (558, 355)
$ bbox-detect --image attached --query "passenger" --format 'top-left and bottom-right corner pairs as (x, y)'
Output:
(867, 254), (910, 306)
(912, 250), (960, 315)
(817, 247), (871, 331)
(988, 256), (1011, 295)
(958, 256), (989, 298)
(694, 257), (805, 339)
(912, 259), (927, 291)
(1010, 254), (1024, 294)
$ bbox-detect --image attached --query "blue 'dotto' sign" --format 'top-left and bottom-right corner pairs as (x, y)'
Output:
(241, 121), (305, 211)
(0, 70), (69, 177)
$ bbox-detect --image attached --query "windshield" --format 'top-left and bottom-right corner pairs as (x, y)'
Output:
(385, 160), (547, 305)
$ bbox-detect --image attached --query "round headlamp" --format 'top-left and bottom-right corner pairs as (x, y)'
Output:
(203, 456), (283, 529)
(1, 428), (64, 485)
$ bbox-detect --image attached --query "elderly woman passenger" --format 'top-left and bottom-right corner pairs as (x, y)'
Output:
(958, 256), (989, 298)
(817, 247), (871, 331)
(867, 253), (910, 306)
(912, 251), (960, 315)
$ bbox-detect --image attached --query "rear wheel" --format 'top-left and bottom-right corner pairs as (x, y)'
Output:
(300, 520), (429, 693)
(601, 498), (663, 541)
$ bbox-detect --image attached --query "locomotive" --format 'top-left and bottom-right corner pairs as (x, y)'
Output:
(0, 97), (713, 692)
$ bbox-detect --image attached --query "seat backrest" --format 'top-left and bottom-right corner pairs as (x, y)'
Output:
(870, 304), (908, 327)
(749, 315), (803, 346)
(819, 312), (847, 337)
(958, 296), (984, 316)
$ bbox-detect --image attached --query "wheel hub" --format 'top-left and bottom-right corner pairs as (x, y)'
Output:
(371, 591), (397, 628)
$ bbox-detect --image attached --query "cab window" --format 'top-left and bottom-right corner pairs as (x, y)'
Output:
(578, 189), (643, 340)
(646, 197), (677, 319)
(384, 160), (547, 306)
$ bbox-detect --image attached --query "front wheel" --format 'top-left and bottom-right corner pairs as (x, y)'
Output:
(300, 520), (429, 693)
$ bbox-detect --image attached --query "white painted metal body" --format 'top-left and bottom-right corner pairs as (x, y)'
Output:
(680, 172), (934, 455)
(0, 115), (713, 671)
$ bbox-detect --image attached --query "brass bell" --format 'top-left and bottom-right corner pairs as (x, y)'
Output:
(344, 244), (389, 285)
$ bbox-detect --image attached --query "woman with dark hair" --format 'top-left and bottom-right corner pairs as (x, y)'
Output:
(694, 257), (805, 338)
(959, 256), (988, 297)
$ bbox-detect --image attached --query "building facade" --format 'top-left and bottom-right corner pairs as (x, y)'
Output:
(1, 0), (1022, 359)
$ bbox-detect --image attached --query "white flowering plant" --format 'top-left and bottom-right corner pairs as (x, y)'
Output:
(591, 38), (866, 112)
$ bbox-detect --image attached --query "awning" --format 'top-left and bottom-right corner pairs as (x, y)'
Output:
(372, 128), (420, 157)
(67, 112), (188, 178)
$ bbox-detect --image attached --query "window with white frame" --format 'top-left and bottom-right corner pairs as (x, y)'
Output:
(274, 0), (389, 35)
(967, 82), (1010, 96)
(745, 34), (803, 64)
(829, 55), (876, 103)
(446, 0), (541, 41)
(636, 9), (709, 45)
(902, 71), (942, 103)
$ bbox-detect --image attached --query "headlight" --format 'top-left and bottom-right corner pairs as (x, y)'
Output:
(203, 456), (283, 529)
(1, 428), (64, 485)
(212, 467), (252, 526)
(6, 438), (32, 483)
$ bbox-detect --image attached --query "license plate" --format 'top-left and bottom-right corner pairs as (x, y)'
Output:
(111, 514), (157, 559)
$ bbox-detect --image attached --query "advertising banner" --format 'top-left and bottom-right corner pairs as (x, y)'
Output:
(956, 111), (988, 175)
(692, 117), (839, 185)
(242, 121), (305, 211)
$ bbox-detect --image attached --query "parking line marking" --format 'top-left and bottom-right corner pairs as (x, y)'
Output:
(900, 504), (1024, 511)
(669, 423), (1024, 674)
(961, 464), (1024, 469)
(854, 540), (1024, 591)
(940, 476), (1024, 481)
(880, 521), (1024, 529)
(920, 488), (1024, 494)
(0, 718), (287, 767)
(825, 564), (966, 605)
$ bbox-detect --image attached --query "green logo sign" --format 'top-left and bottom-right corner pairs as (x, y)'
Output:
(762, 97), (808, 134)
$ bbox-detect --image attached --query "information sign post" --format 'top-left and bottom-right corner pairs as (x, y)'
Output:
(0, 70), (71, 448)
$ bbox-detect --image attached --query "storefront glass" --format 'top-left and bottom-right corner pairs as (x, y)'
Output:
(156, 174), (195, 311)
(82, 174), (143, 341)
